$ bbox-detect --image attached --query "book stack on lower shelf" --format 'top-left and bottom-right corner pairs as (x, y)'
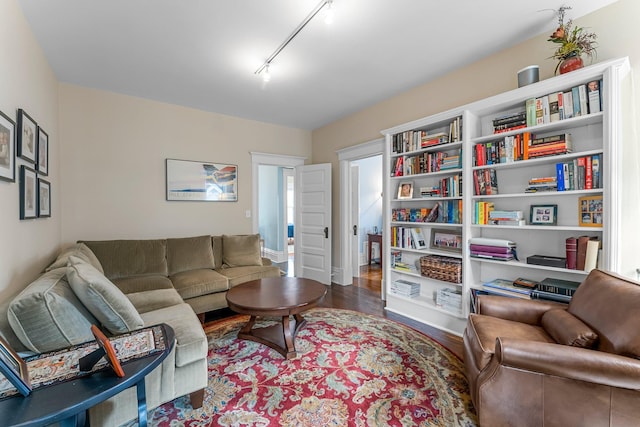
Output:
(474, 276), (582, 309)
(434, 287), (462, 313)
(391, 279), (420, 298)
(469, 237), (517, 261)
(531, 278), (581, 303)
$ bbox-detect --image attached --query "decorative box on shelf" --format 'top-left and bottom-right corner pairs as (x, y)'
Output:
(420, 255), (462, 284)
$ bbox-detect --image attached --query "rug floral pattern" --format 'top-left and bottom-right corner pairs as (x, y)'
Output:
(138, 308), (477, 426)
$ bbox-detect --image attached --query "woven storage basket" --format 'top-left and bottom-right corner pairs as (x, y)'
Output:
(420, 255), (462, 284)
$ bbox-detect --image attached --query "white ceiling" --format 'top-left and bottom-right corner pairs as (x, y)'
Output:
(17, 0), (617, 130)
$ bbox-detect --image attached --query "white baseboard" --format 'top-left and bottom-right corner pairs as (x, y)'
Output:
(331, 266), (351, 286)
(264, 248), (288, 263)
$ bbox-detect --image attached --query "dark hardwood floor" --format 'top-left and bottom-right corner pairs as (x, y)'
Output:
(206, 262), (464, 359)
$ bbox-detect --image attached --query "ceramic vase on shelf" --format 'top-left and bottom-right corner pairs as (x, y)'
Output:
(558, 53), (584, 74)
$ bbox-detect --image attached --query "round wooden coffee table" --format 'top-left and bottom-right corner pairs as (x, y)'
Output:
(226, 277), (327, 359)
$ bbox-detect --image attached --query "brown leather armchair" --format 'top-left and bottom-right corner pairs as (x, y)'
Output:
(463, 269), (640, 426)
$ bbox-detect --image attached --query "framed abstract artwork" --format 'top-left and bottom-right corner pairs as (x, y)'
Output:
(166, 158), (238, 201)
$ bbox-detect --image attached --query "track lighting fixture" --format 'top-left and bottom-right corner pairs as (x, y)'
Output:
(255, 0), (334, 81)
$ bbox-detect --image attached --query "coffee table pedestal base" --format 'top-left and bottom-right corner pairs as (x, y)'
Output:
(238, 314), (306, 359)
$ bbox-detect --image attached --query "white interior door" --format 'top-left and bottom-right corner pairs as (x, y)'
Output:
(295, 163), (332, 284)
(351, 165), (360, 276)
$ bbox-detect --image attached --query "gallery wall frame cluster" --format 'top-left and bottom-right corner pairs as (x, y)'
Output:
(0, 108), (51, 219)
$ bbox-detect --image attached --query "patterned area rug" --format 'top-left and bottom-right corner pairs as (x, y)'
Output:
(138, 308), (477, 426)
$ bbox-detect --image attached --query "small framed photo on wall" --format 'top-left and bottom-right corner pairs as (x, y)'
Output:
(20, 166), (37, 219)
(38, 178), (51, 218)
(17, 109), (37, 164)
(0, 110), (15, 182)
(37, 128), (48, 176)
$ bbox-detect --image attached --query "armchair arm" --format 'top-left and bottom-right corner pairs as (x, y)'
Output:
(495, 337), (640, 389)
(477, 295), (567, 325)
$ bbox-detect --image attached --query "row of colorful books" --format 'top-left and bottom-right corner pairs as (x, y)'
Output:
(391, 117), (462, 154)
(472, 168), (498, 195)
(473, 204), (525, 226)
(556, 154), (601, 191)
(524, 80), (602, 127)
(473, 132), (572, 167)
(393, 149), (461, 177)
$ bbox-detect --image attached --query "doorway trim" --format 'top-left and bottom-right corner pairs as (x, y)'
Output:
(250, 152), (306, 237)
(336, 138), (384, 285)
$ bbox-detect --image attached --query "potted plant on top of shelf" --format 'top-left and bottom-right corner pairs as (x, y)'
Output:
(548, 6), (598, 75)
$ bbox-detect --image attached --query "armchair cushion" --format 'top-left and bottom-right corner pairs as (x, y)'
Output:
(541, 309), (598, 348)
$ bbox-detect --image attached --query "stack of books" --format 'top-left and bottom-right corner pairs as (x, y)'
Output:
(488, 210), (525, 226)
(435, 287), (462, 312)
(528, 133), (573, 158)
(420, 132), (449, 148)
(391, 280), (420, 298)
(530, 278), (581, 303)
(469, 237), (517, 261)
(492, 111), (527, 134)
(525, 176), (558, 193)
(482, 279), (532, 299)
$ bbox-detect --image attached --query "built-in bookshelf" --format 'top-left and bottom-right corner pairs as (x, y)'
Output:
(382, 57), (632, 336)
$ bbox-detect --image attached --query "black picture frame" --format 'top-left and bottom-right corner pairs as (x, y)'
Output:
(0, 336), (31, 397)
(0, 110), (15, 182)
(37, 127), (48, 176)
(430, 228), (463, 252)
(530, 204), (558, 225)
(17, 109), (37, 164)
(37, 178), (51, 218)
(19, 166), (37, 219)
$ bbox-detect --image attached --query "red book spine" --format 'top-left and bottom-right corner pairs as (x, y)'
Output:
(566, 237), (577, 269)
(585, 156), (593, 189)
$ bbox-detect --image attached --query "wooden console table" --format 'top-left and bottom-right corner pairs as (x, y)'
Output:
(0, 324), (174, 427)
(368, 233), (382, 266)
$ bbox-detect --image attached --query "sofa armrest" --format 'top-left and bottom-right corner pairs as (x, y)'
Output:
(477, 295), (567, 325)
(495, 337), (640, 389)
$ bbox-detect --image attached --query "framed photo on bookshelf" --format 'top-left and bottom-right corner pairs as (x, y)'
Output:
(397, 181), (413, 199)
(529, 204), (557, 225)
(0, 335), (31, 397)
(430, 228), (462, 252)
(579, 195), (603, 227)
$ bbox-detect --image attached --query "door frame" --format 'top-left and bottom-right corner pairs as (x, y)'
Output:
(336, 138), (384, 286)
(251, 152), (306, 250)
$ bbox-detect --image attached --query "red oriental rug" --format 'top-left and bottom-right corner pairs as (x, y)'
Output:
(131, 308), (477, 426)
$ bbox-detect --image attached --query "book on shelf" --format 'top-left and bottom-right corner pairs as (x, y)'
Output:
(473, 168), (498, 195)
(526, 254), (566, 268)
(563, 90), (574, 118)
(483, 279), (533, 298)
(391, 279), (420, 298)
(488, 210), (524, 220)
(530, 289), (571, 303)
(435, 287), (462, 312)
(585, 238), (601, 272)
(538, 277), (581, 296)
(566, 236), (578, 269)
(576, 236), (591, 270)
(548, 92), (560, 122)
(469, 237), (516, 248)
(587, 79), (603, 114)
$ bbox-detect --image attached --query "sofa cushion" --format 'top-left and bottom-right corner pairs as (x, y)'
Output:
(167, 235), (215, 276)
(466, 313), (555, 371)
(126, 288), (185, 314)
(139, 303), (207, 367)
(170, 269), (229, 300)
(81, 239), (168, 279)
(7, 268), (98, 353)
(111, 275), (175, 294)
(222, 234), (262, 267)
(66, 256), (144, 334)
(542, 309), (599, 348)
(46, 243), (104, 274)
(220, 265), (281, 287)
(212, 235), (223, 269)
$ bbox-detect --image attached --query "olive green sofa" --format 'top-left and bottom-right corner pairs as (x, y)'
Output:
(0, 234), (280, 426)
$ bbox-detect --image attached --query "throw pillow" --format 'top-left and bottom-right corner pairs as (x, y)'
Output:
(66, 255), (144, 334)
(541, 308), (598, 348)
(167, 235), (215, 275)
(45, 242), (104, 274)
(222, 234), (263, 267)
(7, 268), (98, 353)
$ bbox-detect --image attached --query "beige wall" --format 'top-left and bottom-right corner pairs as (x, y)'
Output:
(59, 85), (312, 243)
(312, 0), (640, 268)
(0, 0), (60, 301)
